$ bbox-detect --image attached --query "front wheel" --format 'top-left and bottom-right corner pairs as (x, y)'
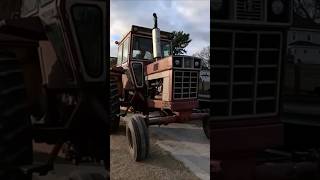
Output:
(126, 115), (149, 161)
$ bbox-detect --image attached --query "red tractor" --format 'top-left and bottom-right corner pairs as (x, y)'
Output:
(110, 13), (209, 161)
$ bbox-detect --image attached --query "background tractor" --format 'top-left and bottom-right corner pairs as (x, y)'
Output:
(212, 0), (291, 179)
(0, 0), (108, 179)
(110, 13), (209, 161)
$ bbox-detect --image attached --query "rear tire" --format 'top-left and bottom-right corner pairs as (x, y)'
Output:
(109, 79), (120, 133)
(0, 50), (32, 178)
(126, 115), (149, 161)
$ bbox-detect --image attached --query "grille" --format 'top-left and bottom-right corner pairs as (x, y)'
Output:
(173, 71), (198, 99)
(236, 0), (262, 21)
(212, 30), (282, 119)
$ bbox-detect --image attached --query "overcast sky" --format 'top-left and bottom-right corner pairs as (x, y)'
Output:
(110, 0), (210, 57)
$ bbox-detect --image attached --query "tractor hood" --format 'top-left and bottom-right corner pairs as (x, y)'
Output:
(145, 55), (202, 75)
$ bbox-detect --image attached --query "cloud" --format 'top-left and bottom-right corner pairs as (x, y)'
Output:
(110, 0), (210, 57)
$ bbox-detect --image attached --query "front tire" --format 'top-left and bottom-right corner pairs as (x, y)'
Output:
(126, 115), (149, 161)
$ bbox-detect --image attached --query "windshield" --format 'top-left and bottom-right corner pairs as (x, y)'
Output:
(132, 36), (171, 60)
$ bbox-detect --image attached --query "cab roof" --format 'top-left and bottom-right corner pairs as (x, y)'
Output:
(118, 25), (173, 44)
(131, 25), (172, 38)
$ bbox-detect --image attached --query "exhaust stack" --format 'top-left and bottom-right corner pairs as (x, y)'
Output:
(152, 13), (161, 60)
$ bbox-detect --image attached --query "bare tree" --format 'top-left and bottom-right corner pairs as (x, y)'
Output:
(294, 0), (320, 23)
(0, 0), (21, 19)
(193, 46), (210, 69)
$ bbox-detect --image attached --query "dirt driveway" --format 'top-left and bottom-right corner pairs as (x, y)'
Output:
(110, 121), (202, 180)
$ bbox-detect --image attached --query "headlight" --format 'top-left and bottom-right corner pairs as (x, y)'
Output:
(272, 0), (284, 15)
(175, 59), (180, 66)
(173, 57), (183, 67)
(212, 0), (223, 11)
(194, 58), (201, 68)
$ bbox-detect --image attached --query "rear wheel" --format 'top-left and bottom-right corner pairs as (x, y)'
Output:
(0, 50), (32, 178)
(109, 79), (120, 133)
(126, 115), (149, 161)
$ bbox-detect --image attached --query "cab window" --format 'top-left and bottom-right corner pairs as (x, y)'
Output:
(132, 36), (171, 60)
(122, 38), (129, 63)
(132, 36), (153, 60)
(117, 44), (123, 65)
(161, 41), (171, 57)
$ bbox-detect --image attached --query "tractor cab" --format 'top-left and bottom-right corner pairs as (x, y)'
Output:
(115, 25), (172, 67)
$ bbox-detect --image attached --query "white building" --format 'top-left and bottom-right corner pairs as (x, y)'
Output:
(199, 70), (210, 99)
(287, 28), (320, 64)
(286, 24), (320, 93)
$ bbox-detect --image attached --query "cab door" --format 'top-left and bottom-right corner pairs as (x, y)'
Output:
(62, 0), (106, 83)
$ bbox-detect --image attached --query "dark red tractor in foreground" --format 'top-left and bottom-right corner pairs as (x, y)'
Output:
(0, 0), (108, 179)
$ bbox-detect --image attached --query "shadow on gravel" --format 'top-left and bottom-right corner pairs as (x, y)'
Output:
(142, 150), (190, 171)
(150, 126), (208, 145)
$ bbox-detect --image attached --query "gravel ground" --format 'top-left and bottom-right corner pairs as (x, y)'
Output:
(110, 121), (201, 180)
(31, 144), (107, 180)
(150, 121), (210, 180)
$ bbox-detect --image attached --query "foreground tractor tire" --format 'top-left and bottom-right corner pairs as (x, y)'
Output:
(0, 51), (33, 178)
(203, 117), (210, 139)
(126, 115), (149, 161)
(109, 79), (120, 133)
